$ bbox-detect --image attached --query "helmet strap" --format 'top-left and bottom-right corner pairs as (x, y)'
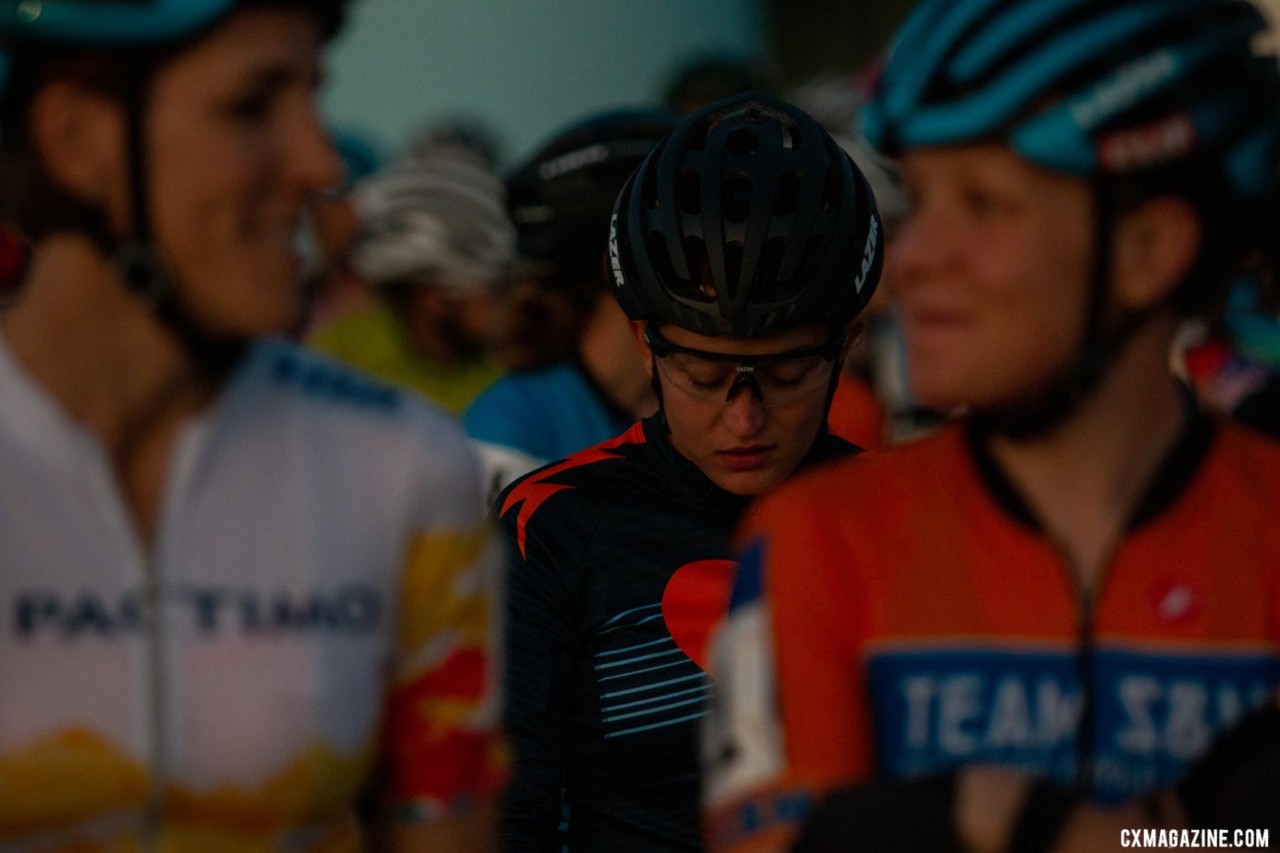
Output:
(650, 353), (669, 432)
(108, 64), (246, 383)
(819, 356), (842, 435)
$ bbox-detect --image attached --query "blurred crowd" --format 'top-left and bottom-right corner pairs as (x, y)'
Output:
(290, 58), (1280, 468)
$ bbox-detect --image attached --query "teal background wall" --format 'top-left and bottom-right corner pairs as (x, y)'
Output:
(321, 0), (768, 166)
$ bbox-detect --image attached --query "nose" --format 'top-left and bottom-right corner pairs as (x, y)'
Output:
(721, 379), (767, 437)
(890, 203), (954, 293)
(288, 108), (345, 196)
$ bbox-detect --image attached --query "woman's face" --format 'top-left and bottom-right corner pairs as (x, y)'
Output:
(142, 7), (342, 337)
(891, 144), (1096, 412)
(637, 321), (841, 497)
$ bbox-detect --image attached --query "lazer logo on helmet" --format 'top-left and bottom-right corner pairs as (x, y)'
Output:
(853, 215), (880, 294)
(11, 584), (385, 640)
(608, 214), (626, 291)
(1069, 51), (1178, 130)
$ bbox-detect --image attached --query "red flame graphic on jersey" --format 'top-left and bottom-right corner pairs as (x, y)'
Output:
(500, 422), (646, 558)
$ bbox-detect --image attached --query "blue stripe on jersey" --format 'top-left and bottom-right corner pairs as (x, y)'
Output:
(601, 672), (708, 699)
(606, 710), (709, 739)
(603, 684), (711, 714)
(596, 636), (677, 658)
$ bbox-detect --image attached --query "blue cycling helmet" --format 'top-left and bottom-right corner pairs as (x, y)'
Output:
(0, 0), (231, 44)
(863, 0), (1280, 203)
(0, 1), (346, 80)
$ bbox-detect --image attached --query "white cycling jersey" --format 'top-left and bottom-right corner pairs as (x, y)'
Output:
(0, 337), (503, 853)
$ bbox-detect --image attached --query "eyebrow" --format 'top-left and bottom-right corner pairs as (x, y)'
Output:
(239, 59), (326, 93)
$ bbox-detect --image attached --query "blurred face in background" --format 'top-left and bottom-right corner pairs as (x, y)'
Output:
(889, 143), (1094, 411)
(490, 272), (587, 370)
(391, 278), (500, 362)
(142, 8), (342, 336)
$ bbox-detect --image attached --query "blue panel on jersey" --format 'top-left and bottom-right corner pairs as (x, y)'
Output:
(270, 350), (401, 412)
(867, 645), (1280, 803)
(728, 540), (764, 613)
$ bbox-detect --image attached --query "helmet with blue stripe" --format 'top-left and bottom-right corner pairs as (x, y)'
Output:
(0, 0), (233, 45)
(0, 0), (346, 92)
(863, 0), (1280, 203)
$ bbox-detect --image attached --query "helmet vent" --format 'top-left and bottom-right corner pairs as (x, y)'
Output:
(724, 241), (744, 298)
(774, 170), (802, 216)
(683, 235), (714, 300)
(676, 168), (701, 214)
(758, 237), (787, 295)
(727, 128), (760, 157)
(643, 162), (662, 209)
(647, 230), (692, 299)
(796, 235), (828, 285)
(723, 173), (754, 223)
(686, 123), (710, 152)
(821, 166), (840, 212)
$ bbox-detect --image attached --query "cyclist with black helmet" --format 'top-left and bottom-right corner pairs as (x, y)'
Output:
(496, 92), (882, 851)
(463, 108), (681, 497)
(705, 0), (1280, 850)
(0, 2), (501, 850)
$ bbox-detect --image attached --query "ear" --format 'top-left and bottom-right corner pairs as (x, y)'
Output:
(1111, 195), (1201, 311)
(27, 79), (126, 212)
(629, 320), (655, 380)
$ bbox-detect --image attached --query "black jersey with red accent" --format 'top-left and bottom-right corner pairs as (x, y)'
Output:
(496, 416), (854, 851)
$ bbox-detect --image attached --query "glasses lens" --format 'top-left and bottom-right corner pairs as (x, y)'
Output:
(656, 350), (834, 405)
(754, 355), (833, 405)
(657, 353), (736, 400)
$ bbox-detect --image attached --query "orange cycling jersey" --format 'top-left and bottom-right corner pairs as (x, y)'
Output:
(704, 414), (1280, 849)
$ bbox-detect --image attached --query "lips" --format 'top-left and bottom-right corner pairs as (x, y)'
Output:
(716, 445), (775, 471)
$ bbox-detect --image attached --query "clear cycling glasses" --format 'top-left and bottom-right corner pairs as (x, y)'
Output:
(645, 323), (844, 406)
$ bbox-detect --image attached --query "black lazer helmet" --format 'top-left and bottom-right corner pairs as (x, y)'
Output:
(610, 91), (883, 338)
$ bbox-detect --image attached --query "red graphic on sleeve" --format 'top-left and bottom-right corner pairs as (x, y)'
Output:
(501, 423), (646, 557)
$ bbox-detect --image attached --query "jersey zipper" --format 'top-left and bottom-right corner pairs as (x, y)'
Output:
(1049, 533), (1123, 798)
(1074, 588), (1096, 795)
(142, 551), (169, 853)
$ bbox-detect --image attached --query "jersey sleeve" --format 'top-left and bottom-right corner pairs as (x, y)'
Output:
(703, 484), (872, 852)
(382, 418), (508, 823)
(494, 477), (584, 851)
